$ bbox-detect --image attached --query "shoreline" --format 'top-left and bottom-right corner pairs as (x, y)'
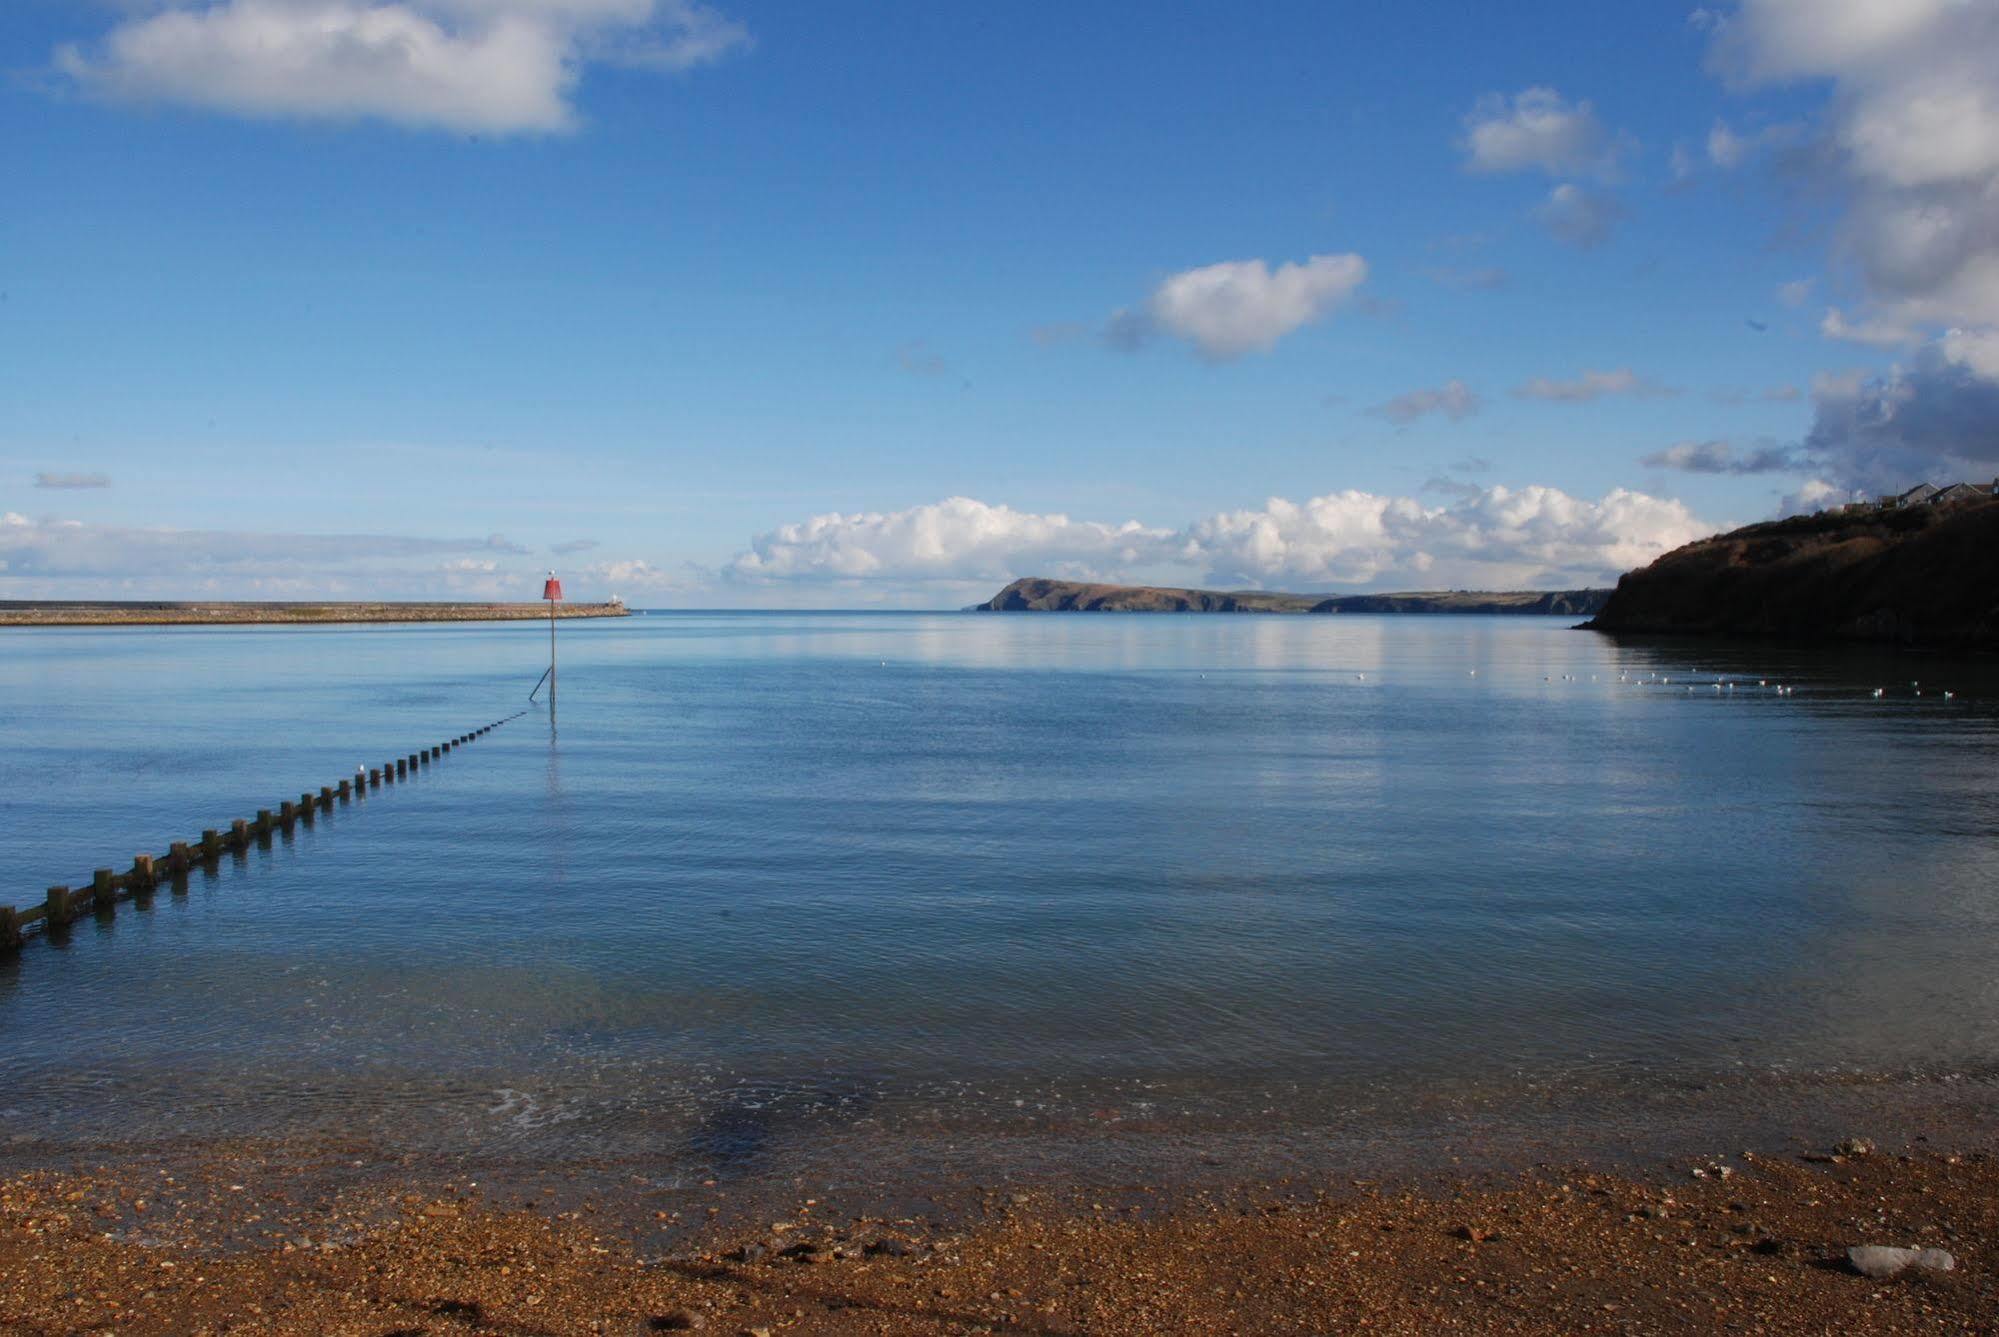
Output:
(0, 601), (630, 627)
(1, 1134), (1989, 1333)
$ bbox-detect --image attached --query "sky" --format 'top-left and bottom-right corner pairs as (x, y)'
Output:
(4, 0), (1998, 606)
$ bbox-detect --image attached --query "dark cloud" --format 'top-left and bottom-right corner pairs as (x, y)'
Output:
(1801, 347), (1999, 491)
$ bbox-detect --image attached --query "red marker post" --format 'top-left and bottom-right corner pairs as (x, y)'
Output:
(543, 572), (563, 721)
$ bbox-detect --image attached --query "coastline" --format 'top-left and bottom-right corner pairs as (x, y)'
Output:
(0, 601), (631, 627)
(1, 1134), (1989, 1334)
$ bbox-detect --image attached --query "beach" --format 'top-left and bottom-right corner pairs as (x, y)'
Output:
(2, 1136), (1992, 1334)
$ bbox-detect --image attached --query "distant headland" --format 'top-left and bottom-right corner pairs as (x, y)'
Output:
(1586, 494), (1999, 649)
(0, 601), (631, 627)
(974, 578), (1611, 615)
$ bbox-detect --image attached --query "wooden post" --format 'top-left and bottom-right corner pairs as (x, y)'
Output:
(168, 841), (191, 875)
(202, 828), (222, 859)
(46, 887), (72, 928)
(0, 907), (19, 951)
(131, 854), (156, 891)
(279, 801), (297, 830)
(337, 778), (352, 799)
(93, 868), (117, 908)
(394, 758), (405, 778)
(255, 810), (274, 838)
(230, 818), (249, 848)
(368, 768), (381, 786)
(320, 786), (335, 809)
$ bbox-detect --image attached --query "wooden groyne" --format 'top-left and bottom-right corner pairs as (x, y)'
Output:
(0, 712), (529, 956)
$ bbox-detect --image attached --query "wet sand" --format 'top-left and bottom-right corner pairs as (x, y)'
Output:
(2, 1136), (1991, 1334)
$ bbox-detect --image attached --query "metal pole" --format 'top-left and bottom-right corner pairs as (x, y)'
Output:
(548, 594), (557, 723)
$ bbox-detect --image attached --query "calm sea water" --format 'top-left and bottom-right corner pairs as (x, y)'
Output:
(3, 613), (1998, 1183)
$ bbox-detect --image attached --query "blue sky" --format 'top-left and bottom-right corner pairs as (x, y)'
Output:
(5, 0), (1997, 605)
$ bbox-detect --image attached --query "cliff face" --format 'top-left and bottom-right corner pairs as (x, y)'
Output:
(974, 578), (1611, 615)
(1584, 499), (1999, 648)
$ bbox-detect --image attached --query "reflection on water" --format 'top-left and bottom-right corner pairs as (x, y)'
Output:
(2, 613), (1998, 1180)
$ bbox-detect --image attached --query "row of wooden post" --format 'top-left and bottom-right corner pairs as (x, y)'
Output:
(1, 711), (528, 953)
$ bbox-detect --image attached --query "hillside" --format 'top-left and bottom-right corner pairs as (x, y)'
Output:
(974, 578), (1611, 615)
(1584, 498), (1999, 648)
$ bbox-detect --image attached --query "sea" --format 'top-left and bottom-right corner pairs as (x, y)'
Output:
(4, 612), (1997, 1192)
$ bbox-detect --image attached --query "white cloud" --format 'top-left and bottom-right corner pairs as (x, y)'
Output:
(1513, 367), (1679, 402)
(55, 0), (749, 134)
(1112, 253), (1369, 360)
(1776, 277), (1816, 307)
(1534, 183), (1625, 249)
(1779, 477), (1858, 515)
(1184, 486), (1710, 590)
(583, 557), (685, 590)
(1708, 120), (1751, 169)
(1820, 306), (1919, 348)
(1705, 0), (1999, 337)
(1461, 87), (1626, 178)
(724, 487), (1713, 594)
(1370, 379), (1481, 424)
(725, 497), (1178, 586)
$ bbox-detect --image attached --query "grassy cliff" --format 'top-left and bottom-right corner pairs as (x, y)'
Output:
(1585, 499), (1999, 648)
(975, 578), (1610, 615)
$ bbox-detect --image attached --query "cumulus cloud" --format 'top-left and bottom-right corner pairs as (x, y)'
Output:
(1821, 306), (1919, 348)
(725, 497), (1178, 586)
(723, 487), (1713, 594)
(1779, 477), (1859, 515)
(1640, 438), (1799, 474)
(54, 0), (749, 134)
(1705, 0), (1999, 337)
(1514, 367), (1679, 402)
(1534, 183), (1625, 248)
(1184, 486), (1708, 590)
(34, 472), (111, 489)
(1370, 379), (1481, 424)
(1799, 340), (1999, 492)
(1461, 87), (1626, 178)
(1109, 253), (1369, 360)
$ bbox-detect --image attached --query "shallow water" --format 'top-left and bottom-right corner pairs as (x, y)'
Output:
(3, 613), (1997, 1183)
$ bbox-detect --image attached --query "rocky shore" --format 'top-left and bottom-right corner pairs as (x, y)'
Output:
(0, 601), (630, 627)
(1, 1139), (1990, 1334)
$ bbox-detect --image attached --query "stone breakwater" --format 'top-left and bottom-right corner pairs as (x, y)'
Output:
(0, 601), (630, 627)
